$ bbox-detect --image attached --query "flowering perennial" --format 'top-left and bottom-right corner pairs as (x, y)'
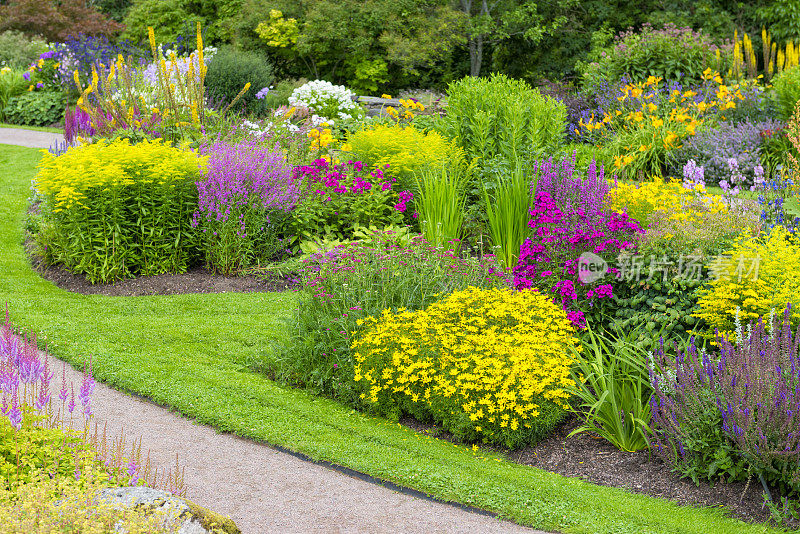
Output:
(352, 286), (578, 447)
(288, 80), (361, 125)
(513, 157), (642, 328)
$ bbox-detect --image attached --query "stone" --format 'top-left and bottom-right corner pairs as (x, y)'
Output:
(97, 486), (241, 534)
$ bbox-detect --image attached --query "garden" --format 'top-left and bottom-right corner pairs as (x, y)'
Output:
(3, 0), (800, 532)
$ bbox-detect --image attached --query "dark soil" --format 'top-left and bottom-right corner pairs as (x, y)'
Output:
(402, 415), (792, 528)
(26, 244), (293, 297)
(32, 261), (293, 296)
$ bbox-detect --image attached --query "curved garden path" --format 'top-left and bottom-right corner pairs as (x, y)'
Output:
(5, 128), (547, 533)
(0, 127), (63, 149)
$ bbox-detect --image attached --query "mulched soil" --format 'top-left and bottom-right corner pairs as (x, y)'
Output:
(26, 247), (293, 297)
(402, 414), (793, 528)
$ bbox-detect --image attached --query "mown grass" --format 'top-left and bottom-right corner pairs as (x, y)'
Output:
(0, 144), (786, 534)
(0, 123), (63, 134)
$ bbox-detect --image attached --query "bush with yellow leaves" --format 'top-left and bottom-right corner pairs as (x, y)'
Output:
(346, 124), (467, 193)
(694, 226), (800, 339)
(351, 286), (578, 448)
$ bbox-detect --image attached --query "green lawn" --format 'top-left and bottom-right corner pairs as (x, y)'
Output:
(0, 123), (63, 134)
(0, 144), (784, 534)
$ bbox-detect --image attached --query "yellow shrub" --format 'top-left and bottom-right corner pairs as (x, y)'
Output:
(694, 227), (800, 338)
(346, 124), (467, 192)
(35, 138), (205, 210)
(351, 286), (578, 448)
(609, 177), (727, 227)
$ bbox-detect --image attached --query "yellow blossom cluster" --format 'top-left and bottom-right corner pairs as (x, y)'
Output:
(307, 127), (335, 150)
(35, 138), (205, 210)
(383, 96), (426, 122)
(609, 177), (727, 227)
(580, 71), (747, 177)
(694, 226), (800, 339)
(351, 286), (578, 447)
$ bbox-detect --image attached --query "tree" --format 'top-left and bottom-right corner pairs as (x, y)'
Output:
(456, 0), (576, 77)
(245, 0), (466, 92)
(0, 0), (122, 41)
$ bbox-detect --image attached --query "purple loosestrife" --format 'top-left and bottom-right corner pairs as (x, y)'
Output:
(193, 140), (299, 273)
(194, 140), (298, 225)
(513, 156), (641, 328)
(79, 361), (95, 419)
(64, 106), (96, 145)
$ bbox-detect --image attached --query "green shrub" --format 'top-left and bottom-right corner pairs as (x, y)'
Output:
(773, 65), (800, 121)
(121, 0), (201, 44)
(0, 31), (48, 69)
(437, 73), (566, 166)
(346, 124), (467, 194)
(33, 138), (204, 283)
(4, 90), (65, 126)
(205, 45), (274, 115)
(352, 286), (578, 448)
(578, 23), (724, 90)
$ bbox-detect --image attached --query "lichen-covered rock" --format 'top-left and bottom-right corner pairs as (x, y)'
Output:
(97, 487), (241, 534)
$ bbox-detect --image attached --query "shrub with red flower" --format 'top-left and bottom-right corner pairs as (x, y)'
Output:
(513, 156), (642, 328)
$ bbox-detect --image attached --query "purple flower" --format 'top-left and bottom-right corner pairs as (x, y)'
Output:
(255, 87), (271, 100)
(35, 82), (44, 89)
(22, 72), (30, 81)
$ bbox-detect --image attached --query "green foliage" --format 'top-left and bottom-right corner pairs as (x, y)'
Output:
(483, 161), (534, 272)
(235, 0), (465, 92)
(33, 139), (203, 283)
(347, 124), (467, 193)
(274, 239), (509, 400)
(0, 413), (87, 489)
(3, 91), (65, 127)
(258, 77), (305, 108)
(122, 0), (203, 44)
(94, 0), (134, 22)
(438, 73), (566, 166)
(0, 31), (48, 69)
(757, 0), (800, 43)
(205, 46), (274, 115)
(578, 23), (724, 89)
(566, 326), (652, 452)
(287, 160), (406, 244)
(773, 65), (800, 121)
(0, 68), (30, 121)
(414, 163), (469, 250)
(655, 385), (749, 485)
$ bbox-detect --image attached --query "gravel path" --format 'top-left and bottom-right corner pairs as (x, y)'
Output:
(47, 352), (546, 534)
(0, 127), (63, 149)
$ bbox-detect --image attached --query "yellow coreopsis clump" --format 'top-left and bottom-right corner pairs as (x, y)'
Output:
(351, 286), (578, 448)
